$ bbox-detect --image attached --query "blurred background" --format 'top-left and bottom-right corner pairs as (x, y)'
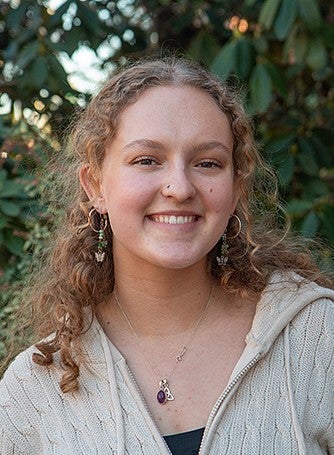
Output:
(0, 0), (333, 359)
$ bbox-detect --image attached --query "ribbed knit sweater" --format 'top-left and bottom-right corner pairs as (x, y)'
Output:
(1, 273), (334, 454)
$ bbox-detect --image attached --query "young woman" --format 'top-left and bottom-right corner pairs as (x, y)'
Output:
(1, 57), (333, 454)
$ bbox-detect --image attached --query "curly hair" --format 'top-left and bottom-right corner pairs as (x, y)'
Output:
(22, 57), (331, 393)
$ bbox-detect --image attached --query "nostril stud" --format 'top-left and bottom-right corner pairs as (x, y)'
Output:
(166, 184), (171, 189)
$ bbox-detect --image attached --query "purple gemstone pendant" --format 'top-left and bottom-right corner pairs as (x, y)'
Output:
(157, 379), (174, 404)
(157, 389), (166, 404)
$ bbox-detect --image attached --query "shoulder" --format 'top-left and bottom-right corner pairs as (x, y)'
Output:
(0, 345), (58, 451)
(251, 271), (334, 346)
(289, 291), (334, 352)
(0, 344), (61, 411)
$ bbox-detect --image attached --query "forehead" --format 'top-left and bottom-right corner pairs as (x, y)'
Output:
(114, 85), (232, 144)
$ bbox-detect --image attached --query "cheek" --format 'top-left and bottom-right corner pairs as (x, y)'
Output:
(208, 194), (237, 222)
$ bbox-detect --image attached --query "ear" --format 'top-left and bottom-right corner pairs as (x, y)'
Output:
(79, 165), (107, 213)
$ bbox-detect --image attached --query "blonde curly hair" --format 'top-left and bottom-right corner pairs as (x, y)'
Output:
(25, 57), (329, 393)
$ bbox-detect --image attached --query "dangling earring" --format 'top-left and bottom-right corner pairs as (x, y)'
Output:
(88, 208), (108, 263)
(216, 234), (229, 266)
(216, 214), (242, 266)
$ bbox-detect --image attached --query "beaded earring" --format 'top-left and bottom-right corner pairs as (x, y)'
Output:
(216, 234), (229, 266)
(88, 208), (108, 263)
(216, 214), (242, 266)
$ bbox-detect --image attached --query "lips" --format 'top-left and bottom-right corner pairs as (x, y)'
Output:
(149, 214), (199, 225)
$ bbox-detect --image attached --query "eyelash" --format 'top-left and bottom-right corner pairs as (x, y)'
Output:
(132, 157), (223, 169)
(132, 156), (158, 166)
(196, 160), (222, 169)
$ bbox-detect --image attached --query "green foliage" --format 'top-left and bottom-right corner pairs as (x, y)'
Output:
(0, 0), (333, 361)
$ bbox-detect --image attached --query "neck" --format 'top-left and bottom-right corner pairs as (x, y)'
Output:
(109, 255), (214, 337)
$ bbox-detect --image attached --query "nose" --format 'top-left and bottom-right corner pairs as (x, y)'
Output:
(161, 167), (196, 201)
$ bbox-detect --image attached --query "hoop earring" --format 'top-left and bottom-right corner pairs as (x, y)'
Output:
(88, 208), (108, 263)
(227, 213), (242, 239)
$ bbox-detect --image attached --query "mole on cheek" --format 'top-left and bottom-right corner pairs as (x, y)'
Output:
(209, 188), (213, 193)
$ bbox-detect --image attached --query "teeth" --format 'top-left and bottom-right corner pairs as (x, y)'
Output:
(152, 215), (196, 224)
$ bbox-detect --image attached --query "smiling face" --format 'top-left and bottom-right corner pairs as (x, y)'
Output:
(81, 85), (240, 271)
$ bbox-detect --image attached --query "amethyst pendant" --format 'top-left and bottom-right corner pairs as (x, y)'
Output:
(157, 379), (174, 405)
(157, 389), (166, 404)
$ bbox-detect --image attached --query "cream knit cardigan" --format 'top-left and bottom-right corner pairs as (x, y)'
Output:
(1, 273), (334, 454)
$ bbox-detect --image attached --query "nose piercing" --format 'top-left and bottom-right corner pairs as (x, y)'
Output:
(166, 184), (171, 189)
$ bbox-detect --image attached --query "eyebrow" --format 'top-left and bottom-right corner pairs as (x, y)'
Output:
(122, 139), (164, 151)
(191, 141), (232, 156)
(122, 139), (232, 155)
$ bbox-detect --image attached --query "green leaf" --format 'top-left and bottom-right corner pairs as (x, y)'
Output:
(298, 137), (319, 176)
(16, 41), (39, 70)
(250, 64), (273, 113)
(49, 0), (72, 27)
(46, 54), (68, 85)
(0, 170), (7, 184)
(0, 180), (25, 198)
(30, 56), (49, 89)
(76, 3), (102, 35)
(287, 199), (313, 214)
(273, 0), (298, 41)
(283, 27), (308, 64)
(61, 28), (88, 56)
(6, 2), (27, 34)
(235, 38), (254, 80)
(319, 206), (334, 242)
(265, 62), (288, 97)
(306, 38), (327, 71)
(253, 36), (269, 55)
(0, 200), (21, 217)
(292, 33), (308, 64)
(0, 216), (8, 230)
(259, 0), (281, 29)
(309, 133), (332, 167)
(188, 31), (220, 66)
(297, 0), (322, 31)
(211, 40), (237, 80)
(303, 179), (329, 198)
(276, 153), (295, 185)
(3, 232), (25, 256)
(4, 40), (19, 61)
(266, 134), (295, 155)
(323, 23), (334, 50)
(300, 211), (319, 236)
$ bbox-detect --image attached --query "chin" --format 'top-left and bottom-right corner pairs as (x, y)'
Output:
(152, 254), (206, 270)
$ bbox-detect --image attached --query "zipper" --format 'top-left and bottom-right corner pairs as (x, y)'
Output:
(124, 364), (172, 454)
(198, 353), (261, 454)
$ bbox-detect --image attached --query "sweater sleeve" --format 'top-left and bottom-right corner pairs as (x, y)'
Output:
(313, 298), (334, 452)
(290, 297), (334, 453)
(0, 348), (45, 453)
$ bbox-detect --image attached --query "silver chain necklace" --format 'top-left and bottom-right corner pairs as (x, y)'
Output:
(113, 285), (214, 405)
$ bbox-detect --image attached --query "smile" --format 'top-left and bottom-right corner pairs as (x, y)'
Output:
(149, 215), (198, 225)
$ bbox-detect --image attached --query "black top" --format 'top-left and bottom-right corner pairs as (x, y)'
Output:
(163, 427), (205, 455)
